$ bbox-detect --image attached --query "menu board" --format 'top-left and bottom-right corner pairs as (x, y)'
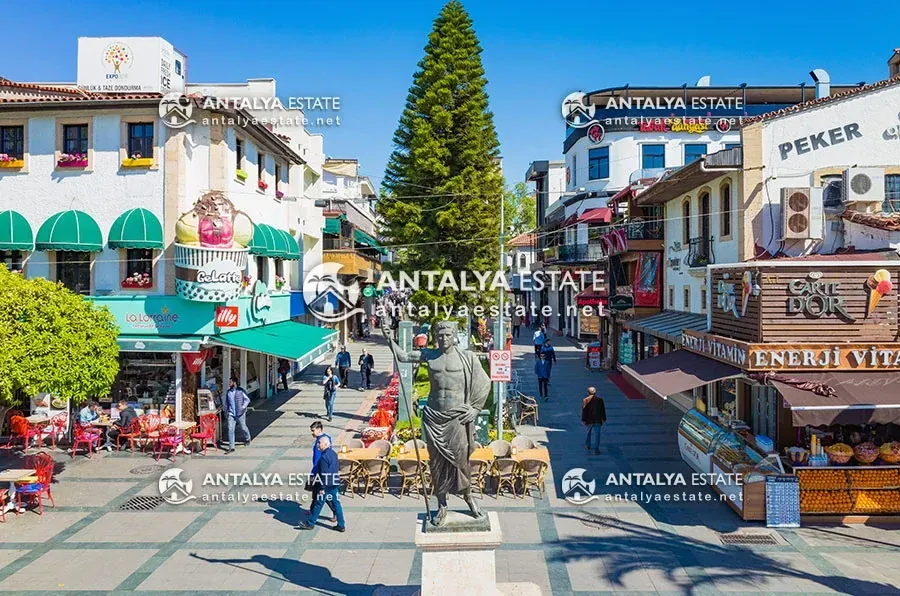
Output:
(765, 476), (800, 528)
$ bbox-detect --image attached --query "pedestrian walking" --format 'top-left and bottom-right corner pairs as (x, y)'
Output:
(335, 345), (351, 388)
(533, 325), (546, 358)
(541, 339), (557, 377)
(277, 358), (290, 392)
(305, 421), (338, 524)
(512, 314), (523, 338)
(582, 386), (607, 455)
(505, 330), (513, 351)
(322, 366), (339, 421)
(224, 377), (252, 453)
(535, 352), (551, 400)
(358, 348), (374, 390)
(298, 434), (346, 532)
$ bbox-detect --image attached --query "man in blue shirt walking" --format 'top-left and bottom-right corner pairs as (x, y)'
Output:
(298, 434), (346, 532)
(223, 377), (252, 454)
(535, 351), (551, 400)
(307, 421), (337, 523)
(335, 346), (351, 388)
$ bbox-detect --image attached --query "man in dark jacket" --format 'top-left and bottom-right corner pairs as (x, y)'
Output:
(582, 387), (607, 455)
(298, 434), (346, 532)
(358, 349), (374, 390)
(103, 400), (137, 451)
(541, 339), (557, 377)
(335, 346), (351, 388)
(534, 352), (551, 400)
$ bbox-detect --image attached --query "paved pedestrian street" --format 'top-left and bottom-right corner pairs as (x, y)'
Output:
(1, 332), (899, 594)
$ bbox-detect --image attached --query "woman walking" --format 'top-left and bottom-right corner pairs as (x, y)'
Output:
(322, 366), (340, 421)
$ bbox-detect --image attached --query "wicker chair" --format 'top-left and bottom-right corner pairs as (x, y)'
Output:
(369, 439), (392, 458)
(490, 458), (520, 498)
(518, 458), (548, 499)
(516, 393), (539, 425)
(511, 436), (535, 451)
(403, 439), (427, 452)
(469, 459), (490, 496)
(488, 439), (512, 458)
(358, 458), (391, 497)
(338, 458), (361, 497)
(397, 458), (429, 498)
(342, 438), (365, 450)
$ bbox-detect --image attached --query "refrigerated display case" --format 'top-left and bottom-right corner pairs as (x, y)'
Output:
(677, 409), (723, 474)
(709, 428), (785, 520)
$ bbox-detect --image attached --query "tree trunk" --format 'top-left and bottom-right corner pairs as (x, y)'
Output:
(182, 369), (198, 423)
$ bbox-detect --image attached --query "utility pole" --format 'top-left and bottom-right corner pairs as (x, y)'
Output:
(496, 191), (505, 439)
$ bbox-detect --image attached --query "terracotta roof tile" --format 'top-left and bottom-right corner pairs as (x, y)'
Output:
(508, 233), (535, 247)
(841, 209), (900, 232)
(741, 75), (900, 127)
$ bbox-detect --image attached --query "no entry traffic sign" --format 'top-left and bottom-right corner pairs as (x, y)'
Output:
(489, 350), (512, 382)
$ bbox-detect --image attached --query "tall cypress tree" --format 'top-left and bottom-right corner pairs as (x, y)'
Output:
(380, 1), (503, 322)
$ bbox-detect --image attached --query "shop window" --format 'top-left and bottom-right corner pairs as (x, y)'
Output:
(884, 175), (900, 213)
(718, 378), (737, 419)
(112, 353), (176, 408)
(684, 143), (707, 165)
(256, 256), (268, 284)
(274, 259), (284, 278)
(63, 124), (88, 155)
(700, 287), (707, 312)
(681, 199), (691, 245)
(642, 144), (665, 169)
(127, 122), (154, 158)
(55, 251), (91, 295)
(720, 182), (732, 237)
(588, 147), (609, 180)
(724, 143), (741, 151)
(275, 163), (282, 192)
(123, 249), (153, 288)
(258, 152), (266, 181)
(571, 154), (577, 186)
(668, 286), (674, 308)
(683, 286), (690, 311)
(1, 250), (24, 273)
(0, 125), (24, 159)
(235, 137), (244, 170)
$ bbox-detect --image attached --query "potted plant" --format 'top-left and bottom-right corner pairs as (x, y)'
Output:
(122, 152), (154, 168)
(121, 272), (152, 289)
(274, 275), (286, 292)
(258, 179), (269, 191)
(58, 153), (88, 168)
(275, 190), (284, 199)
(241, 274), (253, 293)
(0, 153), (24, 169)
(235, 169), (248, 181)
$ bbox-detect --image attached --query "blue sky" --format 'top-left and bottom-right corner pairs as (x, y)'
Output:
(4, 0), (898, 191)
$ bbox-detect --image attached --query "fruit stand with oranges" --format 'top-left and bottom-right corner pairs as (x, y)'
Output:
(794, 457), (900, 517)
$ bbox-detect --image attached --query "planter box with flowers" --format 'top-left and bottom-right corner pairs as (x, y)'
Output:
(275, 190), (284, 200)
(121, 153), (154, 168)
(274, 275), (288, 293)
(0, 154), (24, 169)
(257, 180), (269, 191)
(235, 169), (248, 182)
(58, 153), (88, 168)
(121, 273), (152, 289)
(241, 275), (253, 294)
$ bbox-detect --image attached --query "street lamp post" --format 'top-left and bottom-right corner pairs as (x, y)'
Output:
(496, 190), (505, 439)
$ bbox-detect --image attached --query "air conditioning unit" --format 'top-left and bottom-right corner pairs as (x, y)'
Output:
(781, 187), (823, 240)
(843, 167), (885, 210)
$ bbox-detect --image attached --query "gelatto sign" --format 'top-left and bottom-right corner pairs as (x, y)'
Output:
(197, 261), (242, 285)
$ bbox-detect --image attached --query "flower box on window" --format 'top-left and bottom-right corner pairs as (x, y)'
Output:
(258, 180), (269, 191)
(122, 155), (153, 168)
(274, 275), (286, 292)
(121, 273), (153, 289)
(275, 190), (284, 199)
(0, 154), (24, 169)
(235, 169), (248, 181)
(58, 153), (88, 168)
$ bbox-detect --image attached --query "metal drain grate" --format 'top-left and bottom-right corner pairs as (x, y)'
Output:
(719, 533), (778, 545)
(130, 465), (167, 476)
(119, 496), (166, 511)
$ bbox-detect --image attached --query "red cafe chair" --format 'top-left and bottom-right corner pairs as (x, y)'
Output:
(43, 412), (69, 449)
(116, 418), (143, 453)
(140, 414), (162, 452)
(154, 425), (183, 462)
(72, 423), (102, 459)
(190, 413), (219, 456)
(16, 452), (56, 515)
(9, 415), (41, 453)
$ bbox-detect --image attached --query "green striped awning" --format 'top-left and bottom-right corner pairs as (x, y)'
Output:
(116, 335), (204, 352)
(353, 228), (387, 255)
(209, 321), (338, 369)
(249, 223), (279, 257)
(324, 216), (347, 236)
(35, 210), (103, 252)
(279, 230), (301, 261)
(0, 210), (34, 251)
(265, 224), (289, 258)
(108, 208), (164, 249)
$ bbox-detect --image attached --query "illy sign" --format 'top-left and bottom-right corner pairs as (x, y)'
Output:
(215, 306), (239, 328)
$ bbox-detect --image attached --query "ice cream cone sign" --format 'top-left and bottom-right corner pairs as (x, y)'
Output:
(866, 269), (893, 317)
(740, 271), (753, 317)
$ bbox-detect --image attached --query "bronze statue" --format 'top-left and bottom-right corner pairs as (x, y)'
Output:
(386, 320), (491, 526)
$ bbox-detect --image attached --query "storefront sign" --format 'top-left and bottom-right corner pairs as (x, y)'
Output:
(215, 306), (239, 328)
(786, 273), (854, 321)
(576, 294), (607, 307)
(777, 122), (862, 160)
(580, 311), (600, 335)
(92, 296), (215, 336)
(182, 348), (213, 374)
(681, 330), (749, 367)
(609, 295), (634, 312)
(637, 117), (712, 134)
(750, 344), (900, 371)
(717, 271), (757, 319)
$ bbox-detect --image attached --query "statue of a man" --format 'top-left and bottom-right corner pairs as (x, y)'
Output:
(386, 320), (491, 526)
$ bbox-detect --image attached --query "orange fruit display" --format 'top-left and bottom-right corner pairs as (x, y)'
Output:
(800, 489), (852, 513)
(851, 490), (900, 513)
(848, 469), (900, 489)
(797, 469), (848, 490)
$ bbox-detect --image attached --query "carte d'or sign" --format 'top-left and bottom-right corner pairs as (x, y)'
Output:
(682, 330), (900, 371)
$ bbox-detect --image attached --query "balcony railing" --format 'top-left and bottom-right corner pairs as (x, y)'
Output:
(545, 243), (607, 263)
(628, 167), (670, 185)
(623, 220), (664, 240)
(686, 236), (715, 268)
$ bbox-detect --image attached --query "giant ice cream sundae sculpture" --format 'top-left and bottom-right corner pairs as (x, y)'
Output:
(174, 192), (254, 302)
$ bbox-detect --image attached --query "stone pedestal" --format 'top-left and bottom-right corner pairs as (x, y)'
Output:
(416, 512), (502, 596)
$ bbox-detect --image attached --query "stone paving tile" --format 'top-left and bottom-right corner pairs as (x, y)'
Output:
(286, 548), (414, 591)
(311, 511), (417, 544)
(497, 511), (543, 543)
(136, 548), (288, 591)
(0, 548), (156, 591)
(65, 511), (201, 543)
(189, 511), (303, 543)
(564, 553), (658, 592)
(822, 552), (900, 592)
(46, 480), (137, 506)
(0, 511), (89, 542)
(58, 455), (155, 479)
(793, 523), (900, 548)
(496, 550), (552, 595)
(0, 550), (29, 572)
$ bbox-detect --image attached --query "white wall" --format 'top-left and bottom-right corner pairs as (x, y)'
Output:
(758, 84), (900, 256)
(0, 110), (166, 294)
(844, 220), (900, 252)
(565, 129), (741, 194)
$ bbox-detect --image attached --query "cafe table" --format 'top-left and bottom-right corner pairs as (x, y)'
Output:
(0, 469), (36, 513)
(25, 414), (49, 425)
(337, 447), (382, 462)
(395, 446), (496, 462)
(510, 447), (550, 463)
(169, 421), (197, 455)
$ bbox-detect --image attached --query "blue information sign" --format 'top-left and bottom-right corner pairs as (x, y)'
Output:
(765, 476), (801, 528)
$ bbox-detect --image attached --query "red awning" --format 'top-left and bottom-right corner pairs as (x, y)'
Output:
(610, 186), (636, 202)
(563, 214), (578, 226)
(577, 208), (612, 224)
